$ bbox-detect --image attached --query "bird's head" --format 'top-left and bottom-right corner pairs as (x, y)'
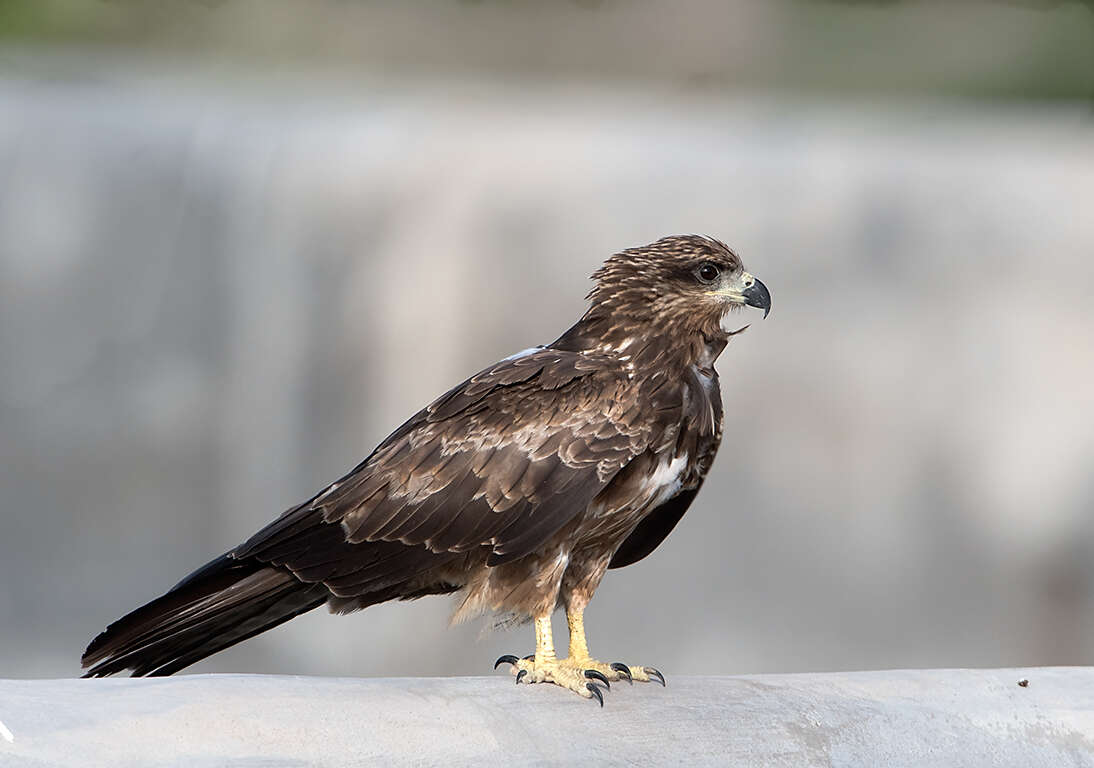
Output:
(582, 235), (771, 353)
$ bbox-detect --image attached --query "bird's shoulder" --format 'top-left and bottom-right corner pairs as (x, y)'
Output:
(423, 345), (634, 424)
(364, 345), (656, 484)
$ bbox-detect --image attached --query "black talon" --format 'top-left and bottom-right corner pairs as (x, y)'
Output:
(522, 654), (536, 661)
(644, 667), (666, 686)
(494, 654), (519, 670)
(515, 669), (528, 685)
(584, 669), (610, 689)
(586, 682), (604, 707)
(610, 663), (633, 684)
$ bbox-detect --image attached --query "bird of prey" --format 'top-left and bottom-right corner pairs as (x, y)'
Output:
(81, 234), (771, 704)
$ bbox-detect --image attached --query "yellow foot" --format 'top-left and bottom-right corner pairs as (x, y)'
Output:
(569, 657), (666, 687)
(493, 654), (613, 705)
(494, 655), (665, 704)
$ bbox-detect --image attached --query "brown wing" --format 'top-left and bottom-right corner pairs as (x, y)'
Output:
(608, 363), (724, 569)
(233, 349), (653, 598)
(607, 486), (700, 569)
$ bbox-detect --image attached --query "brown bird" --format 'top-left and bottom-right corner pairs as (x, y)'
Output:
(81, 235), (770, 704)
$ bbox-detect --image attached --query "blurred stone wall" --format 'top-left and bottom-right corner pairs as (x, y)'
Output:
(0, 58), (1092, 679)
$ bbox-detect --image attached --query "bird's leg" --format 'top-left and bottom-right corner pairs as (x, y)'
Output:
(559, 602), (665, 686)
(494, 614), (610, 704)
(565, 603), (592, 661)
(535, 613), (555, 665)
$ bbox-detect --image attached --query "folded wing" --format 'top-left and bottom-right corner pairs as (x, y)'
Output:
(235, 348), (653, 599)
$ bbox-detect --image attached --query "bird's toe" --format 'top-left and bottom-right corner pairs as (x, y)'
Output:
(609, 662), (633, 684)
(584, 668), (611, 689)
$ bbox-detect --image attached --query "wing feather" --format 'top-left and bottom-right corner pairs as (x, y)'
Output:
(233, 348), (651, 597)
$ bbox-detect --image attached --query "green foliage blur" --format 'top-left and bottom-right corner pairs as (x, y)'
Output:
(0, 0), (1091, 102)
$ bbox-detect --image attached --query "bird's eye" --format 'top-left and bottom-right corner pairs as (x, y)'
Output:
(696, 262), (721, 284)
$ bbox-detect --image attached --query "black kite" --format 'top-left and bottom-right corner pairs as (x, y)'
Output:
(81, 235), (771, 704)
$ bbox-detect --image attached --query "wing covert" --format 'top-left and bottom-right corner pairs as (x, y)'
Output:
(236, 349), (652, 574)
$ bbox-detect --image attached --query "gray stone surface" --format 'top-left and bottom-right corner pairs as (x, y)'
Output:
(1, 669), (1092, 767)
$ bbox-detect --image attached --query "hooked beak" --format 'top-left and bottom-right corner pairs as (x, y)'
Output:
(741, 273), (771, 319)
(713, 271), (771, 319)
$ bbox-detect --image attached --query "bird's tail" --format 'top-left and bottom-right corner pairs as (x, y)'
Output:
(80, 554), (328, 677)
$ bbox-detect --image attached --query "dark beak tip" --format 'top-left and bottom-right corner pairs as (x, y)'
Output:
(742, 277), (771, 319)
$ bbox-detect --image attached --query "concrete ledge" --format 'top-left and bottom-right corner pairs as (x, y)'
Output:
(1, 669), (1091, 767)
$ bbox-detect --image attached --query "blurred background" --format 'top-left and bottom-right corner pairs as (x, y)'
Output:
(1, 0), (1093, 680)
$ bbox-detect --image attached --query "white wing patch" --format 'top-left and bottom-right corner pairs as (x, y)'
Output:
(502, 346), (544, 361)
(643, 454), (689, 510)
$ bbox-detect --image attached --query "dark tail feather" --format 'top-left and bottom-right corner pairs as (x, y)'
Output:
(81, 554), (328, 677)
